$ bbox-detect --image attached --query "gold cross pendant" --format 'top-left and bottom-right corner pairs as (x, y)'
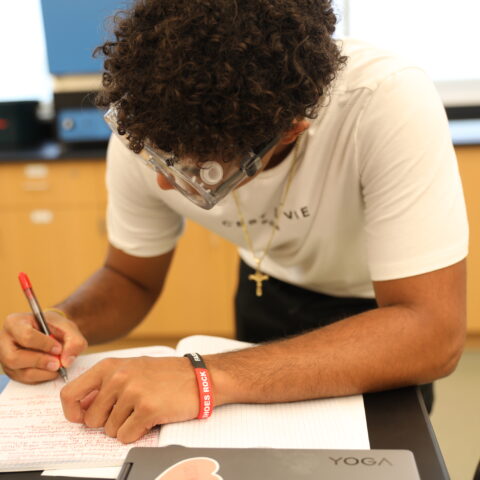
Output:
(248, 270), (269, 297)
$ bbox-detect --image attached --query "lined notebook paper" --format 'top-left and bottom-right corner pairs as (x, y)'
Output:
(0, 346), (173, 472)
(0, 335), (369, 476)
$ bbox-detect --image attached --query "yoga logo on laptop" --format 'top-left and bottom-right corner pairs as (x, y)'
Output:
(329, 455), (394, 466)
(155, 457), (223, 480)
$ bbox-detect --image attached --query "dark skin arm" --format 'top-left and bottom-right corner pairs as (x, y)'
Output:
(58, 244), (175, 343)
(59, 259), (466, 443)
(209, 259), (467, 405)
(0, 244), (174, 383)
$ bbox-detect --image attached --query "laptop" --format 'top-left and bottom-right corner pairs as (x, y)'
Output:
(117, 446), (421, 479)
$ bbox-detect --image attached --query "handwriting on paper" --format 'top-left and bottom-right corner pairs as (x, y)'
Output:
(0, 346), (175, 471)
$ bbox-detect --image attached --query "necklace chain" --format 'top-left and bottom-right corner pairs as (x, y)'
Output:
(232, 140), (300, 297)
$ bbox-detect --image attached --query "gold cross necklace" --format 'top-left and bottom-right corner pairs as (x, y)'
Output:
(232, 140), (300, 297)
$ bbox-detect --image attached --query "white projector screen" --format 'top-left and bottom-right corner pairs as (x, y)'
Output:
(337, 0), (480, 107)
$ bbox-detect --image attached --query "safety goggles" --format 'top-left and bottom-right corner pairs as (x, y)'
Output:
(104, 104), (278, 209)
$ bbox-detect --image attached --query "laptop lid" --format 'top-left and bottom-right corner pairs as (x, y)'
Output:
(118, 446), (421, 480)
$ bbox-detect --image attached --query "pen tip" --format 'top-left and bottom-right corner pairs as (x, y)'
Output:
(59, 368), (69, 383)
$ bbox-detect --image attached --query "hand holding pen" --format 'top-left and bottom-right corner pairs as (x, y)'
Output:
(18, 272), (69, 383)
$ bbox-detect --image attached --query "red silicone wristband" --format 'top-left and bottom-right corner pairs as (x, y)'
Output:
(184, 353), (214, 419)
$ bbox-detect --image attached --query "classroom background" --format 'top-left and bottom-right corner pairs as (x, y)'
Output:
(0, 1), (478, 479)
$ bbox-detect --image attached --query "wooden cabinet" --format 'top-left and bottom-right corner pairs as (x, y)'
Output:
(0, 159), (238, 342)
(131, 221), (238, 340)
(456, 146), (480, 333)
(0, 161), (108, 322)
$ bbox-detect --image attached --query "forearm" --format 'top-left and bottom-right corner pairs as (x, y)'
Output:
(53, 265), (159, 344)
(208, 304), (465, 406)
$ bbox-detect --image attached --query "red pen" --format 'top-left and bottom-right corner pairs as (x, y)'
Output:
(18, 272), (68, 383)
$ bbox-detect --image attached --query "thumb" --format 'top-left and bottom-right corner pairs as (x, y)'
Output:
(47, 316), (88, 368)
(60, 329), (88, 368)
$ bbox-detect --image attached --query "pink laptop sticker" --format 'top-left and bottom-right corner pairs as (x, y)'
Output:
(155, 457), (223, 480)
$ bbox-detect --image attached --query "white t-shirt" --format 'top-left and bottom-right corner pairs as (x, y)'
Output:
(106, 38), (468, 298)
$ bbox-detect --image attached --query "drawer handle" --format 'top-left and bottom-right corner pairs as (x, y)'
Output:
(30, 209), (54, 224)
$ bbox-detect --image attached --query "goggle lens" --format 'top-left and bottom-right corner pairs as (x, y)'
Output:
(104, 104), (276, 209)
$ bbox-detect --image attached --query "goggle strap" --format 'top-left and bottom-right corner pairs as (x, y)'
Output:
(241, 135), (279, 177)
(242, 155), (262, 177)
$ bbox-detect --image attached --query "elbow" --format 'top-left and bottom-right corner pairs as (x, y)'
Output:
(430, 310), (466, 380)
(438, 342), (464, 379)
(440, 329), (465, 377)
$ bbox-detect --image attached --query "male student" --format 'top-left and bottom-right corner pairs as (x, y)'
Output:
(0, 0), (468, 444)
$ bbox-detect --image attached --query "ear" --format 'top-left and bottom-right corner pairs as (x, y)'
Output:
(280, 119), (310, 144)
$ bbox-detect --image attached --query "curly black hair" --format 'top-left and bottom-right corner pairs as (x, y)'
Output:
(95, 0), (346, 159)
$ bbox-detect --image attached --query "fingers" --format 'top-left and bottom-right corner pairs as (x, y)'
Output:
(3, 365), (59, 384)
(103, 400), (135, 440)
(116, 409), (152, 444)
(0, 314), (66, 383)
(60, 360), (111, 423)
(44, 313), (88, 367)
(0, 311), (88, 384)
(61, 357), (200, 444)
(3, 313), (62, 354)
(83, 385), (118, 428)
(62, 359), (139, 441)
(1, 341), (61, 371)
(86, 393), (155, 444)
(79, 389), (100, 411)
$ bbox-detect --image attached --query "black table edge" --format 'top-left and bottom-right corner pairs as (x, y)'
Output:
(365, 385), (450, 480)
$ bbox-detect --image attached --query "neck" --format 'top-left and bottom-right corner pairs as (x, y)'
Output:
(264, 140), (296, 171)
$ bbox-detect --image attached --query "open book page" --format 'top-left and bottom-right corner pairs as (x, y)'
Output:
(159, 398), (369, 449)
(164, 335), (370, 449)
(175, 334), (253, 355)
(42, 466), (122, 478)
(0, 345), (176, 472)
(42, 337), (252, 479)
(27, 335), (369, 478)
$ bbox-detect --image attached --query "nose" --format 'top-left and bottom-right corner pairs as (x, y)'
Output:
(156, 173), (175, 190)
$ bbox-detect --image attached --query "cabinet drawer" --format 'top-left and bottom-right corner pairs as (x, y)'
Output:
(457, 146), (480, 334)
(0, 206), (108, 322)
(0, 160), (106, 208)
(127, 222), (238, 340)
